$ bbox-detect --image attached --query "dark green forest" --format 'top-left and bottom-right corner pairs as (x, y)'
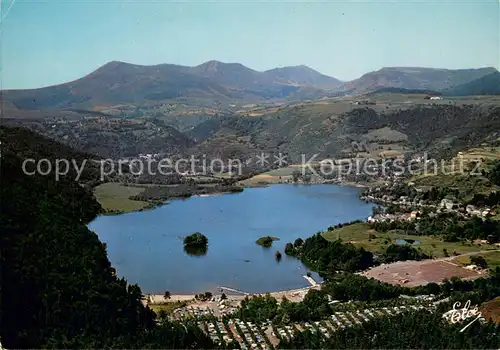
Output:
(0, 126), (213, 348)
(284, 233), (374, 275)
(284, 231), (431, 277)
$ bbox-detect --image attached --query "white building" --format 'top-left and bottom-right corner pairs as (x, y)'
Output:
(440, 198), (455, 210)
(466, 204), (476, 214)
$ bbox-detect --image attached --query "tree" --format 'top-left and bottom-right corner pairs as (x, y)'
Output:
(183, 232), (208, 248)
(487, 234), (496, 244)
(425, 282), (441, 295)
(157, 309), (168, 320)
(285, 233), (374, 274)
(294, 238), (304, 247)
(470, 255), (488, 269)
(303, 173), (312, 184)
(256, 236), (279, 248)
(487, 160), (500, 185)
(292, 171), (301, 183)
(275, 251), (282, 261)
(284, 243), (295, 255)
(183, 232), (208, 256)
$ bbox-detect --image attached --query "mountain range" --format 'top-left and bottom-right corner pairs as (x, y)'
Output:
(342, 67), (498, 94)
(3, 61), (342, 110)
(3, 61), (498, 111)
(442, 71), (500, 96)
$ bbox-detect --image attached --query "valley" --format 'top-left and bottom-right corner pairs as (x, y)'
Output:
(3, 0), (500, 347)
(3, 61), (500, 350)
(7, 91), (500, 164)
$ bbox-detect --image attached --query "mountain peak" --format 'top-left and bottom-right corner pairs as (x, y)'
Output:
(377, 66), (498, 73)
(196, 60), (223, 69)
(100, 60), (132, 69)
(267, 64), (313, 72)
(195, 60), (250, 73)
(288, 64), (312, 69)
(344, 66), (499, 93)
(265, 65), (342, 88)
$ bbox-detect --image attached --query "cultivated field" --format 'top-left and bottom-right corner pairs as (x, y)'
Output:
(239, 166), (301, 186)
(93, 182), (148, 212)
(322, 223), (499, 258)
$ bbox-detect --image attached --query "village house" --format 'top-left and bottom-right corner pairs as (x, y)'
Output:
(399, 196), (410, 204)
(482, 208), (492, 217)
(472, 209), (483, 217)
(466, 204), (477, 214)
(440, 198), (455, 210)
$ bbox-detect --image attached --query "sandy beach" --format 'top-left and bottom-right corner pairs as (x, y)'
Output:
(145, 283), (320, 305)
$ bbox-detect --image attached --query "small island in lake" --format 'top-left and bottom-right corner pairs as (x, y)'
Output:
(184, 232), (208, 247)
(256, 236), (280, 248)
(275, 251), (282, 261)
(183, 232), (208, 256)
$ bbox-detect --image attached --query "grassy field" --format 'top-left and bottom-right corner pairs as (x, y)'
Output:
(406, 146), (500, 203)
(411, 173), (498, 202)
(240, 174), (292, 186)
(453, 251), (500, 269)
(458, 147), (500, 161)
(364, 127), (408, 142)
(322, 223), (499, 258)
(236, 94), (500, 120)
(412, 146), (500, 183)
(149, 301), (188, 315)
(482, 251), (500, 268)
(413, 173), (493, 189)
(94, 182), (149, 213)
(265, 167), (300, 176)
(451, 147), (500, 173)
(239, 166), (299, 186)
(378, 149), (404, 158)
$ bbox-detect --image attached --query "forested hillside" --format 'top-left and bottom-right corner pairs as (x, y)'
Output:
(0, 127), (213, 348)
(442, 71), (500, 96)
(186, 103), (500, 161)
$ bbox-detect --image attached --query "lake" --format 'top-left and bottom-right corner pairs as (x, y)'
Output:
(89, 184), (375, 294)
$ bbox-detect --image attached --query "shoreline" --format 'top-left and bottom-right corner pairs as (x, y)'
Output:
(145, 283), (321, 305)
(96, 189), (243, 217)
(96, 181), (370, 216)
(241, 178), (370, 189)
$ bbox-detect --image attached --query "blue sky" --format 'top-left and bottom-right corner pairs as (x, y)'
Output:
(1, 0), (499, 89)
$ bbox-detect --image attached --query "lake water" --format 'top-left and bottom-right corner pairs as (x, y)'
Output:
(395, 239), (421, 246)
(89, 184), (375, 294)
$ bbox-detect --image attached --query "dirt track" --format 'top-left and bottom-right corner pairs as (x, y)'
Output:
(361, 251), (496, 287)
